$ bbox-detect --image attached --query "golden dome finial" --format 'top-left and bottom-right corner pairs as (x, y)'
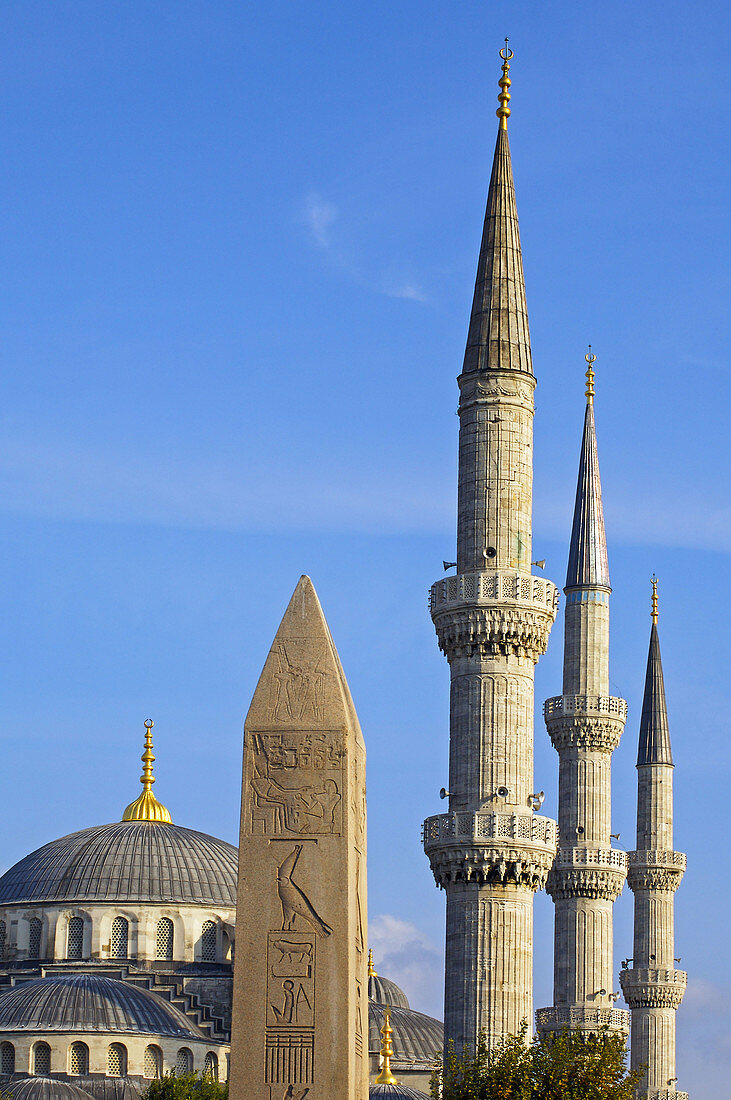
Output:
(122, 719), (173, 824)
(497, 38), (513, 130)
(585, 346), (597, 403)
(651, 575), (659, 625)
(374, 1005), (398, 1086)
(368, 948), (377, 978)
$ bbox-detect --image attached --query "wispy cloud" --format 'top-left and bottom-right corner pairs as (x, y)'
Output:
(369, 913), (443, 1019)
(301, 191), (427, 304)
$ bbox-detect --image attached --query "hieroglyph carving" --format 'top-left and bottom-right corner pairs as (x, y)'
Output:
(249, 731), (344, 837)
(277, 846), (333, 936)
(270, 641), (328, 722)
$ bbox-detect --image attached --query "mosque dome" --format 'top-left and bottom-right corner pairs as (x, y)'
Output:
(0, 974), (202, 1039)
(369, 1087), (430, 1099)
(2, 1079), (96, 1100)
(368, 1002), (442, 1065)
(0, 822), (238, 908)
(368, 972), (410, 1011)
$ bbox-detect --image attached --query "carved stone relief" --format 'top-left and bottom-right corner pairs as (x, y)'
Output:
(248, 731), (345, 837)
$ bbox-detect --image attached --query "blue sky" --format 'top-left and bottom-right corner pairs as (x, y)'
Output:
(1, 2), (729, 1095)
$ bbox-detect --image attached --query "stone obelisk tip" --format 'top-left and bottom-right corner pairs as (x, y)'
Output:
(230, 577), (368, 1100)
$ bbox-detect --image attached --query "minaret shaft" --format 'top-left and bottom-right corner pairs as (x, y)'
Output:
(537, 377), (629, 1038)
(620, 607), (687, 1099)
(423, 53), (558, 1053)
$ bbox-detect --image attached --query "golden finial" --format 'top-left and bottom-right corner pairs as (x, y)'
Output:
(497, 38), (513, 130)
(368, 948), (377, 978)
(651, 575), (659, 625)
(122, 719), (173, 824)
(374, 1005), (398, 1086)
(585, 346), (597, 403)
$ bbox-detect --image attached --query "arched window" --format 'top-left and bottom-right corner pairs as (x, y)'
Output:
(0, 920), (6, 960)
(111, 916), (129, 959)
(144, 1045), (162, 1079)
(69, 1041), (89, 1076)
(67, 916), (84, 960)
(0, 1041), (15, 1075)
(28, 917), (42, 959)
(156, 918), (173, 961)
(201, 920), (216, 962)
(107, 1043), (127, 1077)
(33, 1041), (51, 1075)
(203, 1052), (218, 1080)
(176, 1048), (193, 1075)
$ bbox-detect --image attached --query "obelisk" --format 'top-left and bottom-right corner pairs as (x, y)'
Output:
(230, 575), (368, 1100)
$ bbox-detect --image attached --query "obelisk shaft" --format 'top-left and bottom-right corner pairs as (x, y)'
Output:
(230, 575), (368, 1100)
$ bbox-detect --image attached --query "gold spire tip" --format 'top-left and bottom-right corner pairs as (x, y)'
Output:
(374, 1005), (398, 1086)
(651, 574), (659, 625)
(497, 37), (513, 130)
(585, 346), (597, 403)
(368, 948), (377, 978)
(122, 719), (172, 824)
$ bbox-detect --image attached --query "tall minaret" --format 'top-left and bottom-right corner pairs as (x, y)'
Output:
(620, 580), (688, 1099)
(536, 354), (630, 1038)
(423, 44), (559, 1051)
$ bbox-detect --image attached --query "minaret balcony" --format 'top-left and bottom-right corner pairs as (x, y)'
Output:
(429, 570), (558, 659)
(643, 1091), (689, 1100)
(619, 966), (687, 1010)
(422, 809), (557, 890)
(535, 1004), (630, 1037)
(627, 850), (686, 894)
(544, 694), (627, 752)
(547, 846), (628, 901)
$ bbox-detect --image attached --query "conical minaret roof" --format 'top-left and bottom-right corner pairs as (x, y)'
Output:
(638, 579), (673, 766)
(462, 45), (532, 376)
(565, 353), (610, 590)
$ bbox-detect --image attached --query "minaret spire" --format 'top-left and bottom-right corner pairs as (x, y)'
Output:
(621, 580), (688, 1099)
(424, 45), (558, 1053)
(537, 354), (629, 1041)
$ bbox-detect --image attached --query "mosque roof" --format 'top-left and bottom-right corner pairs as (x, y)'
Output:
(0, 974), (201, 1039)
(369, 1087), (431, 1099)
(368, 972), (410, 1011)
(0, 822), (238, 906)
(1, 1079), (96, 1100)
(368, 1001), (442, 1066)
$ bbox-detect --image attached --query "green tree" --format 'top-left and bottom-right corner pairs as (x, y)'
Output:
(430, 1025), (643, 1100)
(141, 1071), (229, 1100)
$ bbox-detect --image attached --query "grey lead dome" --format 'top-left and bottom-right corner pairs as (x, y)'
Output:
(0, 822), (238, 907)
(0, 974), (201, 1039)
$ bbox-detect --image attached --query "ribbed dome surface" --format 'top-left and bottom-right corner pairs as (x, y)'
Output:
(368, 973), (410, 1011)
(368, 1002), (442, 1065)
(369, 1087), (430, 1099)
(3, 1080), (95, 1100)
(0, 974), (200, 1039)
(0, 823), (238, 906)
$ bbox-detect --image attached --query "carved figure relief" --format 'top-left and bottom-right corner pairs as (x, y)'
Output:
(270, 642), (328, 723)
(277, 846), (332, 936)
(248, 732), (344, 837)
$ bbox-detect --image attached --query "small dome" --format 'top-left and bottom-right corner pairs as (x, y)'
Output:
(368, 973), (410, 1011)
(3, 1080), (95, 1100)
(368, 1002), (442, 1065)
(369, 1087), (430, 1099)
(0, 974), (201, 1039)
(0, 822), (238, 907)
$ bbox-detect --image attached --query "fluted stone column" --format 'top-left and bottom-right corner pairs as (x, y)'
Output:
(423, 51), (557, 1052)
(620, 586), (687, 1099)
(536, 361), (629, 1038)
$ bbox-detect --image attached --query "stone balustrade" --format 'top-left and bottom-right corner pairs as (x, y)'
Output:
(544, 694), (628, 720)
(430, 570), (558, 614)
(535, 1004), (630, 1035)
(553, 846), (628, 870)
(423, 810), (557, 848)
(422, 810), (557, 891)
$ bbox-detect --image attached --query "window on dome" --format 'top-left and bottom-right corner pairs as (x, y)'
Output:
(144, 1045), (163, 1079)
(203, 1052), (218, 1080)
(28, 917), (42, 959)
(156, 918), (174, 960)
(69, 1041), (89, 1076)
(176, 1047), (193, 1075)
(111, 916), (129, 959)
(201, 920), (216, 962)
(0, 1041), (15, 1075)
(0, 920), (6, 960)
(67, 916), (84, 960)
(107, 1043), (127, 1077)
(33, 1042), (51, 1075)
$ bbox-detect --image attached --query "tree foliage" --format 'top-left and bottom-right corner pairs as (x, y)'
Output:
(430, 1024), (643, 1100)
(141, 1072), (228, 1100)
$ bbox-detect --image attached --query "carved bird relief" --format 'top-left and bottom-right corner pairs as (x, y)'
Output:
(277, 844), (333, 936)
